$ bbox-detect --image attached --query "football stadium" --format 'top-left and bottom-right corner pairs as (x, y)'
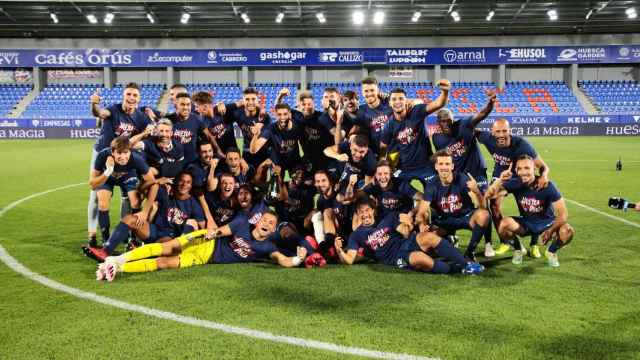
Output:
(1, 1), (639, 359)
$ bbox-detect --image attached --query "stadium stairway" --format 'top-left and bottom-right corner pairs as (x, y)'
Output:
(572, 86), (599, 115)
(7, 87), (39, 118)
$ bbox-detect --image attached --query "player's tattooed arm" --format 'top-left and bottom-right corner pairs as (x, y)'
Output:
(426, 79), (451, 114)
(334, 237), (357, 265)
(90, 91), (111, 119)
(471, 89), (497, 127)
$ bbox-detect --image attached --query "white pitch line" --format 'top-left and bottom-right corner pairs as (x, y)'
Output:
(0, 183), (437, 360)
(545, 160), (640, 163)
(566, 199), (640, 229)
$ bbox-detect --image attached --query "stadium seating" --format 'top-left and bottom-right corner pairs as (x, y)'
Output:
(249, 82), (298, 113)
(166, 82), (242, 114)
(579, 80), (640, 114)
(21, 83), (164, 119)
(0, 84), (31, 117)
(14, 80), (591, 119)
(310, 80), (585, 115)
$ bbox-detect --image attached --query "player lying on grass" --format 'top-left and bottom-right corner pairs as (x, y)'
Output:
(96, 211), (307, 282)
(415, 150), (491, 262)
(485, 155), (575, 267)
(334, 196), (485, 275)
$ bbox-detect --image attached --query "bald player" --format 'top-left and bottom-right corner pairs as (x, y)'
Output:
(477, 118), (551, 257)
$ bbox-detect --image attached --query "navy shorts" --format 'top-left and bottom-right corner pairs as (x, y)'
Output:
(394, 234), (423, 270)
(432, 211), (474, 232)
(97, 172), (139, 194)
(513, 216), (553, 236)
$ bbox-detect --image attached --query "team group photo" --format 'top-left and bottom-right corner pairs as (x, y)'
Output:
(0, 1), (639, 359)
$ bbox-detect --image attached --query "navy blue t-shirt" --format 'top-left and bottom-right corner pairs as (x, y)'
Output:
(346, 213), (404, 266)
(142, 138), (185, 178)
(224, 103), (271, 148)
(170, 113), (205, 164)
(296, 110), (333, 165)
(259, 119), (304, 168)
(337, 140), (377, 181)
(94, 104), (151, 151)
(317, 111), (354, 143)
(354, 98), (393, 153)
(380, 104), (432, 171)
(423, 173), (475, 218)
(204, 191), (237, 226)
(316, 192), (351, 231)
(276, 182), (316, 222)
(432, 117), (487, 178)
(153, 186), (204, 234)
(503, 178), (561, 222)
(94, 148), (150, 180)
(187, 161), (212, 189)
(203, 114), (238, 153)
(214, 163), (255, 189)
(236, 199), (270, 225)
(477, 133), (538, 179)
(362, 181), (417, 218)
(212, 217), (278, 264)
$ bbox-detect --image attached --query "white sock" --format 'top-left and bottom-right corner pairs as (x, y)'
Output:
(311, 212), (325, 244)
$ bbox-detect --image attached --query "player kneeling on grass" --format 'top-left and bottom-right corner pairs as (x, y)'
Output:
(416, 150), (491, 262)
(485, 155), (575, 267)
(96, 211), (307, 281)
(335, 196), (484, 275)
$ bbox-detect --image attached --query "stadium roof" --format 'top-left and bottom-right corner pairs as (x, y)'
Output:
(1, 0), (640, 38)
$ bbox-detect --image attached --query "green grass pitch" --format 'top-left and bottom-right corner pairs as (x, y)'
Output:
(0, 137), (639, 360)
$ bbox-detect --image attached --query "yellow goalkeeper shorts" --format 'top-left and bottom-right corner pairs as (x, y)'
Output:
(178, 233), (216, 269)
